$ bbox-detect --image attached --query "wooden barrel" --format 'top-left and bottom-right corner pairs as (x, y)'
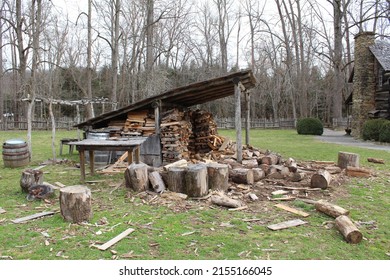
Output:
(2, 139), (30, 168)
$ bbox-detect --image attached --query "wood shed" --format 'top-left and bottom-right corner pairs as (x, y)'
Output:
(75, 70), (257, 166)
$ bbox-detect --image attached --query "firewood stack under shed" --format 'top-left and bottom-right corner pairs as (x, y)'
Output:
(122, 110), (155, 137)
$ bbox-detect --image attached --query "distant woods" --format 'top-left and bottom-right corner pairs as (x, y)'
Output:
(0, 0), (389, 124)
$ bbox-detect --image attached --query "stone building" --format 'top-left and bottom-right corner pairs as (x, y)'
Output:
(346, 32), (390, 137)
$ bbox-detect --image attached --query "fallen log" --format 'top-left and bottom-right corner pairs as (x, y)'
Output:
(338, 151), (359, 169)
(346, 166), (371, 178)
(335, 215), (363, 244)
(315, 200), (349, 218)
(367, 157), (385, 164)
(211, 194), (243, 208)
(310, 169), (331, 189)
(229, 168), (254, 184)
(207, 163), (229, 191)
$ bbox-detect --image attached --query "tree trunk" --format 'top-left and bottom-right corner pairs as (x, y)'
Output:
(315, 199), (349, 218)
(148, 171), (165, 193)
(229, 168), (254, 185)
(60, 185), (92, 223)
(124, 162), (150, 192)
(207, 163), (229, 191)
(335, 215), (363, 244)
(20, 169), (44, 193)
(167, 167), (187, 193)
(185, 164), (208, 197)
(310, 169), (331, 189)
(338, 152), (359, 169)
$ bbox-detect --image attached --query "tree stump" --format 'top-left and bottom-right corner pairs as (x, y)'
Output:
(124, 162), (149, 192)
(310, 169), (331, 189)
(167, 167), (187, 193)
(207, 163), (229, 191)
(315, 200), (349, 218)
(60, 185), (92, 223)
(229, 168), (254, 184)
(20, 169), (44, 193)
(149, 171), (166, 193)
(335, 215), (363, 244)
(338, 152), (359, 169)
(185, 164), (208, 197)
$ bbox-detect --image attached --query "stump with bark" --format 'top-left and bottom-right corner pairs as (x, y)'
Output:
(124, 162), (149, 192)
(207, 163), (229, 191)
(338, 152), (359, 169)
(20, 169), (43, 193)
(185, 164), (208, 197)
(60, 185), (92, 223)
(335, 215), (363, 244)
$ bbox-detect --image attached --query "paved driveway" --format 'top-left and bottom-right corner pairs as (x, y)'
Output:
(315, 129), (390, 151)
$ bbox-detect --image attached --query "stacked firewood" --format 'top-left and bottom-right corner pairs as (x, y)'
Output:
(122, 110), (155, 137)
(190, 109), (221, 154)
(160, 108), (192, 165)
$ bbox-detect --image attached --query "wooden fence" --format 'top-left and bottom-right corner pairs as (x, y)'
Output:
(0, 117), (81, 131)
(215, 118), (296, 129)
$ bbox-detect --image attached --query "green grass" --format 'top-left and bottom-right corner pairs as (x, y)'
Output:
(0, 129), (389, 260)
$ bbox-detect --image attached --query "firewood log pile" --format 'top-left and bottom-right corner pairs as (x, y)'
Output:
(122, 110), (155, 137)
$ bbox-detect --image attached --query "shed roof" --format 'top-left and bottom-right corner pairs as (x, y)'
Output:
(369, 40), (390, 71)
(75, 69), (256, 129)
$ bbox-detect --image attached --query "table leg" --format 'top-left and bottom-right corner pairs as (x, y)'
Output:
(127, 148), (133, 165)
(135, 146), (140, 164)
(79, 150), (86, 182)
(89, 150), (95, 175)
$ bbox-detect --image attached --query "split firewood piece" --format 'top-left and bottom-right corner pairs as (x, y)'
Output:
(314, 200), (349, 218)
(124, 162), (150, 192)
(367, 157), (385, 164)
(211, 193), (243, 208)
(229, 168), (254, 185)
(346, 166), (371, 178)
(285, 158), (298, 172)
(274, 203), (310, 217)
(97, 228), (135, 251)
(11, 211), (55, 224)
(185, 164), (208, 197)
(20, 169), (44, 193)
(267, 219), (307, 231)
(60, 185), (92, 223)
(310, 169), (331, 189)
(148, 171), (165, 193)
(338, 151), (359, 169)
(335, 215), (363, 244)
(167, 167), (187, 193)
(163, 159), (188, 171)
(207, 163), (229, 191)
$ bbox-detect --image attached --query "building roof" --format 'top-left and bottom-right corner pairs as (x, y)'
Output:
(75, 69), (257, 129)
(369, 40), (390, 71)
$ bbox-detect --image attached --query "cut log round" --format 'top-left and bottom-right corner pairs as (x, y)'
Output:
(242, 159), (258, 169)
(124, 162), (150, 192)
(229, 168), (254, 184)
(315, 199), (349, 218)
(211, 194), (243, 208)
(335, 215), (363, 244)
(60, 185), (92, 223)
(261, 154), (279, 165)
(185, 164), (208, 197)
(338, 152), (359, 169)
(310, 169), (331, 189)
(20, 169), (43, 193)
(167, 167), (187, 193)
(207, 163), (229, 191)
(252, 168), (265, 182)
(148, 171), (166, 193)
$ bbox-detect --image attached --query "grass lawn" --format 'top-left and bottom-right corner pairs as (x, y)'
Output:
(0, 129), (389, 260)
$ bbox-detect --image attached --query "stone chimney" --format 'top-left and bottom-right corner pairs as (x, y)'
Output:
(351, 32), (376, 137)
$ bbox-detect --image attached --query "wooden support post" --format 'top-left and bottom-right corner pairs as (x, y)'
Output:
(245, 92), (250, 146)
(79, 150), (86, 182)
(89, 150), (95, 175)
(60, 185), (92, 223)
(233, 78), (242, 163)
(152, 100), (161, 136)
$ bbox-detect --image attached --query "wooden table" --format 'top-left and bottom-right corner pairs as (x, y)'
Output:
(70, 138), (148, 182)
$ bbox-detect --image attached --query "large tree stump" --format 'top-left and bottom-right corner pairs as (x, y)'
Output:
(185, 164), (208, 197)
(207, 163), (229, 191)
(335, 215), (363, 244)
(60, 185), (92, 223)
(315, 199), (349, 218)
(167, 167), (187, 193)
(20, 169), (44, 193)
(338, 152), (359, 169)
(310, 169), (331, 189)
(149, 171), (166, 193)
(124, 162), (149, 192)
(229, 168), (254, 184)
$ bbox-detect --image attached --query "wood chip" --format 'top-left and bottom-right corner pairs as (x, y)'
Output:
(274, 203), (310, 217)
(267, 219), (307, 231)
(96, 228), (135, 251)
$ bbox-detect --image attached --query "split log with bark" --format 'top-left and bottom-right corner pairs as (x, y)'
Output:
(148, 171), (165, 193)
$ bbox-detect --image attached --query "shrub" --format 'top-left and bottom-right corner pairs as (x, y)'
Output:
(362, 119), (388, 141)
(379, 121), (390, 143)
(296, 118), (323, 135)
